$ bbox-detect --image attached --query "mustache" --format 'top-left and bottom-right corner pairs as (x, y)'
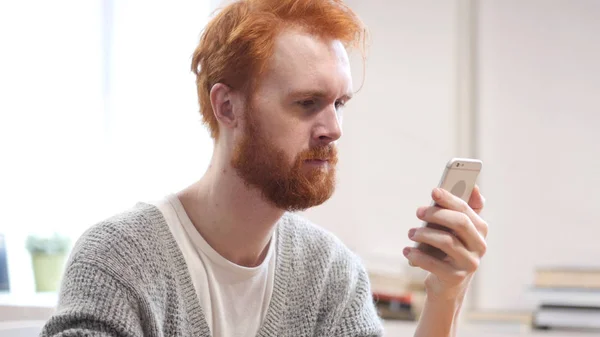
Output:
(299, 145), (338, 161)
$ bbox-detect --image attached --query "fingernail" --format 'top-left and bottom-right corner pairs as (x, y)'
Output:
(433, 188), (442, 200)
(417, 207), (425, 218)
(403, 247), (411, 257)
(408, 228), (416, 238)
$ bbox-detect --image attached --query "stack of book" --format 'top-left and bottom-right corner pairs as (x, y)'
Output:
(373, 292), (415, 321)
(368, 271), (415, 321)
(529, 267), (600, 330)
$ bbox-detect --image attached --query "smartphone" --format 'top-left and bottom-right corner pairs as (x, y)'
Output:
(415, 158), (483, 260)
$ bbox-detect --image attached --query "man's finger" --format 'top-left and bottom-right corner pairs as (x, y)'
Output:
(403, 246), (460, 279)
(432, 187), (489, 238)
(468, 184), (485, 214)
(409, 226), (479, 271)
(416, 206), (486, 255)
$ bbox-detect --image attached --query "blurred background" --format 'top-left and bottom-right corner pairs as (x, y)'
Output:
(1, 0), (599, 335)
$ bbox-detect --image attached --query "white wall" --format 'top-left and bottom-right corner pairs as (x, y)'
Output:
(303, 0), (460, 275)
(477, 0), (600, 310)
(307, 0), (600, 313)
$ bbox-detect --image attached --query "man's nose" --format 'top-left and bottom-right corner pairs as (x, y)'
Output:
(314, 105), (342, 146)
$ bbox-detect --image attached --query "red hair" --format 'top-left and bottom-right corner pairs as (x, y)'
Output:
(191, 0), (367, 139)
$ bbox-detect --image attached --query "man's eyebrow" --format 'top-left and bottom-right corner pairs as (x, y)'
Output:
(341, 92), (353, 101)
(288, 90), (327, 99)
(288, 90), (353, 101)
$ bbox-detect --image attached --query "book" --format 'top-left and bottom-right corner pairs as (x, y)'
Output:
(376, 305), (415, 321)
(527, 287), (600, 308)
(466, 310), (532, 325)
(535, 267), (600, 289)
(372, 289), (414, 321)
(534, 304), (600, 330)
(373, 293), (414, 321)
(373, 292), (412, 305)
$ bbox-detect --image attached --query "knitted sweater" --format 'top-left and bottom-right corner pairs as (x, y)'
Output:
(40, 202), (384, 336)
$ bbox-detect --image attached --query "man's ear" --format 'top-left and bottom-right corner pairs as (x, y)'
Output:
(210, 83), (238, 130)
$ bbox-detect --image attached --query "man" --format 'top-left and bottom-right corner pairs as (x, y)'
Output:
(41, 0), (488, 336)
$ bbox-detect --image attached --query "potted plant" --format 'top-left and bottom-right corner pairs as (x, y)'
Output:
(26, 233), (71, 292)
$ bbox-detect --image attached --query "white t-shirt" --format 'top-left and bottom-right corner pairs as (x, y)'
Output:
(151, 194), (277, 337)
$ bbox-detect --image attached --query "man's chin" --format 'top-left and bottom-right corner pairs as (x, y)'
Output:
(279, 185), (336, 212)
(236, 165), (337, 212)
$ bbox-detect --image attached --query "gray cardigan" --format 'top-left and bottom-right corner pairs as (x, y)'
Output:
(40, 202), (384, 336)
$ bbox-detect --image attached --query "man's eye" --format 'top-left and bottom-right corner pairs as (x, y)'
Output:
(335, 100), (346, 109)
(298, 100), (315, 108)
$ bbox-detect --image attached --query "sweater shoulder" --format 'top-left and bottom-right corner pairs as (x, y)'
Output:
(278, 213), (383, 335)
(66, 202), (173, 274)
(281, 212), (348, 249)
(279, 212), (364, 274)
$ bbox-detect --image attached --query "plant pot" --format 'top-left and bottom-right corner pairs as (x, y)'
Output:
(31, 253), (66, 292)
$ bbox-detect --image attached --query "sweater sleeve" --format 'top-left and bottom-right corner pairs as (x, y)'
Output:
(331, 261), (384, 337)
(40, 261), (145, 337)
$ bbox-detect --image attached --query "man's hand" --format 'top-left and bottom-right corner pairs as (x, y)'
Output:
(404, 185), (488, 301)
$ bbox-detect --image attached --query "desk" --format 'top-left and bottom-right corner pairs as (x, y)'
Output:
(0, 320), (45, 337)
(0, 292), (56, 322)
(0, 315), (597, 337)
(384, 320), (597, 337)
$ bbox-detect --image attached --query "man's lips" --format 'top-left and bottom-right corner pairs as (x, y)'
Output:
(304, 159), (329, 165)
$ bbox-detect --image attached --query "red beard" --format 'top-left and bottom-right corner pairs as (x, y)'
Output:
(231, 111), (338, 211)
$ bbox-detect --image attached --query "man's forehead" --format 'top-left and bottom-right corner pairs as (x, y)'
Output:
(264, 28), (351, 89)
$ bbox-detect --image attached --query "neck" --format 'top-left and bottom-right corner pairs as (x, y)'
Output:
(177, 155), (284, 267)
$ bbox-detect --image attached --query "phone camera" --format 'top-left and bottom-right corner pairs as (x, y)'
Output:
(456, 163), (460, 167)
